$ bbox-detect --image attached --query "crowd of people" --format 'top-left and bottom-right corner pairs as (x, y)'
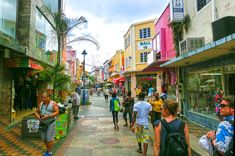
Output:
(34, 84), (234, 156)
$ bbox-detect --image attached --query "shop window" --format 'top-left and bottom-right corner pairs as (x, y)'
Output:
(186, 69), (222, 115)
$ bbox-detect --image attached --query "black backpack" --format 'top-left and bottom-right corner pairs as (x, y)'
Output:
(224, 120), (234, 156)
(160, 119), (188, 156)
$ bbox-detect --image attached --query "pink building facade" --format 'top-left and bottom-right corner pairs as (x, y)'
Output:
(151, 4), (177, 93)
(153, 4), (176, 61)
(66, 46), (77, 82)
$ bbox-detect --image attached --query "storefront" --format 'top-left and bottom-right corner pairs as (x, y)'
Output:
(161, 34), (235, 129)
(4, 57), (43, 122)
(183, 57), (235, 129)
(136, 74), (157, 95)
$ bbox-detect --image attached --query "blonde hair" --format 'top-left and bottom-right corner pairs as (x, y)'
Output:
(162, 99), (178, 116)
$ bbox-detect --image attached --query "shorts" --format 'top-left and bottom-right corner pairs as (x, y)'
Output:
(135, 124), (149, 143)
(41, 121), (56, 142)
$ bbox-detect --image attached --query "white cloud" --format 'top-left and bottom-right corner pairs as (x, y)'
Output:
(64, 0), (169, 71)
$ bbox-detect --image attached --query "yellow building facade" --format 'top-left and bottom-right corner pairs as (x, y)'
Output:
(123, 19), (157, 97)
(108, 50), (124, 84)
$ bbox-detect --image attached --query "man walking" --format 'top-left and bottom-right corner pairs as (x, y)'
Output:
(72, 92), (80, 120)
(206, 96), (234, 155)
(122, 91), (135, 127)
(35, 91), (59, 156)
(131, 92), (152, 156)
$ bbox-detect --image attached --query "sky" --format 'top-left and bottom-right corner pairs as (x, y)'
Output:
(64, 0), (169, 71)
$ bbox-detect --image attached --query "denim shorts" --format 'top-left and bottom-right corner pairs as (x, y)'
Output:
(41, 121), (56, 142)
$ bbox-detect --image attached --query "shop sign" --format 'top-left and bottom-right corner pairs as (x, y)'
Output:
(170, 0), (184, 22)
(138, 41), (152, 50)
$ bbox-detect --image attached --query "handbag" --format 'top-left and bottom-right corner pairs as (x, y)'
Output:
(39, 119), (55, 131)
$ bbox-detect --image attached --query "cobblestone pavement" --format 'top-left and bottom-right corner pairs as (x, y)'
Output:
(0, 118), (47, 156)
(55, 95), (154, 156)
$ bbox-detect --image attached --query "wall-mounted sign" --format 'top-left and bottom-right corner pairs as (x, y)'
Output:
(170, 0), (184, 22)
(138, 40), (152, 50)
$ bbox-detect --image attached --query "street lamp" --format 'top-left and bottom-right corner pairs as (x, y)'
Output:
(82, 49), (88, 105)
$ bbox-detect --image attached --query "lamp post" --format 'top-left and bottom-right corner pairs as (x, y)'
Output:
(82, 49), (87, 105)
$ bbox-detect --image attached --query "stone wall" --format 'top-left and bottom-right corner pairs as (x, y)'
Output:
(0, 54), (12, 123)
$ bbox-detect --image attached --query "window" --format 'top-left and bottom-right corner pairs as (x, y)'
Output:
(140, 52), (149, 62)
(125, 34), (130, 49)
(139, 28), (151, 39)
(197, 0), (211, 11)
(0, 0), (17, 37)
(186, 68), (222, 115)
(42, 0), (59, 12)
(125, 57), (130, 67)
(35, 9), (57, 52)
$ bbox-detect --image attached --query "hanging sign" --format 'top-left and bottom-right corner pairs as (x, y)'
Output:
(170, 0), (184, 22)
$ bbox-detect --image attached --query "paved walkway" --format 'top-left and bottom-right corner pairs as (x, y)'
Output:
(55, 95), (153, 156)
(0, 95), (212, 156)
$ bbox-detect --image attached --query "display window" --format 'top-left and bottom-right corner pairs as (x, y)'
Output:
(186, 68), (222, 116)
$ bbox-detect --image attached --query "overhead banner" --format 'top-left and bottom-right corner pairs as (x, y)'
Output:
(170, 0), (184, 22)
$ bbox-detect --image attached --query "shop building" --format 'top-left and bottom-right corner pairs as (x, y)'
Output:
(123, 19), (156, 96)
(0, 0), (62, 124)
(143, 4), (177, 99)
(161, 0), (235, 129)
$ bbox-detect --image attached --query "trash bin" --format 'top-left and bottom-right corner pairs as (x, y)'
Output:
(21, 115), (41, 139)
(81, 89), (89, 105)
(55, 113), (68, 139)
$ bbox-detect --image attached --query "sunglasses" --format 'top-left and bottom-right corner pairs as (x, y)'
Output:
(219, 104), (230, 108)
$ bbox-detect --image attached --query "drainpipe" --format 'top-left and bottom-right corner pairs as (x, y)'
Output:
(212, 0), (218, 22)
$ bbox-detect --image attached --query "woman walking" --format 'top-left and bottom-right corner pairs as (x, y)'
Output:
(110, 93), (121, 130)
(153, 99), (191, 156)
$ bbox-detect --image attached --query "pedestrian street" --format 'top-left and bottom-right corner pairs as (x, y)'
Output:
(55, 95), (153, 156)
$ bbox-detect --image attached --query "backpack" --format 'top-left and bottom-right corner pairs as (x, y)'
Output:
(113, 99), (120, 112)
(224, 120), (234, 156)
(160, 119), (188, 156)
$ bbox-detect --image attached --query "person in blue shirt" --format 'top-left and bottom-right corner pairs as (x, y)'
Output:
(110, 93), (121, 130)
(207, 96), (234, 155)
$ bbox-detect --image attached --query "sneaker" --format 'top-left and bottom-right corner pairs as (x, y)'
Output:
(74, 117), (79, 120)
(43, 151), (52, 156)
(43, 151), (48, 156)
(123, 124), (128, 127)
(136, 149), (142, 153)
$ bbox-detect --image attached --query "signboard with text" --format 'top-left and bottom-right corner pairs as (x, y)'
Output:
(170, 0), (184, 22)
(138, 40), (152, 50)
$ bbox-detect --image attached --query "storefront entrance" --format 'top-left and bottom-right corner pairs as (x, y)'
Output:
(136, 74), (157, 95)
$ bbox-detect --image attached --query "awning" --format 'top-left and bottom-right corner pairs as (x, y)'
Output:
(5, 57), (43, 70)
(142, 60), (168, 72)
(113, 76), (125, 84)
(161, 33), (235, 67)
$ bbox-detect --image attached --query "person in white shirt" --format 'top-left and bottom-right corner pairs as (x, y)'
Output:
(72, 92), (80, 120)
(131, 92), (152, 156)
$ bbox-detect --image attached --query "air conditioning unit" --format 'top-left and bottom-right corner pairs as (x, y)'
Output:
(179, 37), (205, 55)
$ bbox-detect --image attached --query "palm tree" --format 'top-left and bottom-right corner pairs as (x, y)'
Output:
(41, 4), (88, 64)
(37, 64), (71, 100)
